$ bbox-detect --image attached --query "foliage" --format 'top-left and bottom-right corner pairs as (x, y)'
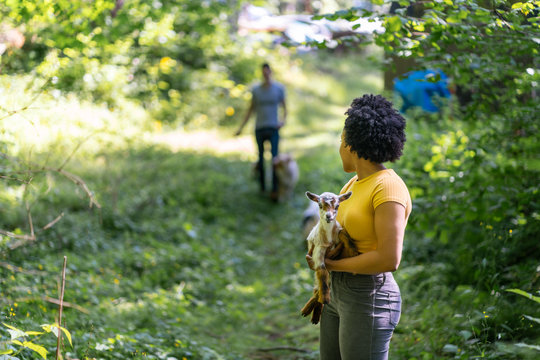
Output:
(1, 322), (72, 359)
(0, 0), (271, 125)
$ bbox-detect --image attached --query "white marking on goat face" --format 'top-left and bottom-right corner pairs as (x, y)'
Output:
(319, 195), (338, 223)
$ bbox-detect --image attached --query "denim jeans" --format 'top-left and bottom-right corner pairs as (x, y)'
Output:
(255, 127), (279, 192)
(320, 272), (401, 360)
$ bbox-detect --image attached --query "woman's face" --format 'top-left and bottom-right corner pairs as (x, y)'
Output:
(339, 131), (355, 173)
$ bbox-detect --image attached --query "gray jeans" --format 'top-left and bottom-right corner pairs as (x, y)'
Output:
(320, 272), (401, 360)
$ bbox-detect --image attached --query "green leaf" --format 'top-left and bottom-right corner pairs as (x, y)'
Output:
(59, 326), (73, 347)
(446, 15), (461, 24)
(442, 344), (459, 353)
(2, 324), (25, 341)
(439, 229), (448, 244)
(0, 353), (19, 360)
(21, 341), (48, 359)
(47, 325), (73, 347)
(0, 350), (14, 355)
(386, 16), (402, 33)
(506, 289), (540, 303)
(40, 324), (52, 333)
(24, 331), (44, 336)
(523, 315), (540, 324)
(511, 2), (523, 9)
(2, 323), (22, 332)
(515, 343), (540, 351)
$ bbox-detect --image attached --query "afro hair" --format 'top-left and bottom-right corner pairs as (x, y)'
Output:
(343, 94), (406, 163)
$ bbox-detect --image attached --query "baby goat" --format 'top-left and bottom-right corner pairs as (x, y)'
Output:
(301, 190), (352, 323)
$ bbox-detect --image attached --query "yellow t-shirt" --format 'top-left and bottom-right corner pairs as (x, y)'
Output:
(336, 169), (412, 254)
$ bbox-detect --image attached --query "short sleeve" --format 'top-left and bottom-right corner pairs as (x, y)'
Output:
(372, 176), (410, 210)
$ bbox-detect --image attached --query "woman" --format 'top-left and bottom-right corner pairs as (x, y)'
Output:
(308, 94), (412, 360)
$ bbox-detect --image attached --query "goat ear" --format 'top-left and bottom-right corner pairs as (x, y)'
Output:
(306, 191), (319, 202)
(339, 191), (353, 202)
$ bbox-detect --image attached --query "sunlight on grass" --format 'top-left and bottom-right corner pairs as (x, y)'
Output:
(1, 75), (151, 157)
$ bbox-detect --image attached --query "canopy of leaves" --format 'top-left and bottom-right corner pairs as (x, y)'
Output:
(1, 0), (263, 124)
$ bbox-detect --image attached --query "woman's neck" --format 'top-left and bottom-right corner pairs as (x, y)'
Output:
(355, 159), (386, 181)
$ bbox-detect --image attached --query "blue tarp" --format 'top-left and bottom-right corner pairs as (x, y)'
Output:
(393, 69), (451, 113)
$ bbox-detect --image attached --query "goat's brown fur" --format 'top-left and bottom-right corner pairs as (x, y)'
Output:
(301, 228), (360, 324)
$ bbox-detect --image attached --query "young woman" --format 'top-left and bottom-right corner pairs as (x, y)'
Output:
(308, 94), (412, 360)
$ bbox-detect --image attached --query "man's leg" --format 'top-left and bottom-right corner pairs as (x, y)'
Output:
(255, 130), (266, 192)
(269, 129), (280, 193)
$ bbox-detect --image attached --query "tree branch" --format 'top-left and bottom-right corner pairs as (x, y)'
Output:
(0, 78), (51, 121)
(6, 212), (65, 250)
(56, 256), (67, 360)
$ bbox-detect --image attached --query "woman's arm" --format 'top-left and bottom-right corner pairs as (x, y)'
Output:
(325, 201), (406, 274)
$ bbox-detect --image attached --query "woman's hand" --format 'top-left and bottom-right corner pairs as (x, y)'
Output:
(324, 258), (337, 271)
(305, 254), (315, 271)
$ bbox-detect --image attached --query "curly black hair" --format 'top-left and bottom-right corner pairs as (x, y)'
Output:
(343, 94), (406, 163)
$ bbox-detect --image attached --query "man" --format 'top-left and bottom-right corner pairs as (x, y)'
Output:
(235, 63), (287, 201)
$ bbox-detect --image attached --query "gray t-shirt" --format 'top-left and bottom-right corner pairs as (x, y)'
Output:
(252, 82), (285, 130)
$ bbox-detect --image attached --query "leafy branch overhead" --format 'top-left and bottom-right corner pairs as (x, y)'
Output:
(312, 0), (539, 115)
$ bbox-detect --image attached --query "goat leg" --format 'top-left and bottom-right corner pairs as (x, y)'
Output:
(301, 294), (318, 317)
(326, 240), (345, 260)
(310, 302), (323, 324)
(316, 268), (331, 304)
(301, 287), (320, 317)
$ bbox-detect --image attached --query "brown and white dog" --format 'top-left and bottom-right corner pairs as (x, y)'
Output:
(272, 153), (299, 202)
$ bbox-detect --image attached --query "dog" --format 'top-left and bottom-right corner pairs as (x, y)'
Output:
(272, 153), (299, 202)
